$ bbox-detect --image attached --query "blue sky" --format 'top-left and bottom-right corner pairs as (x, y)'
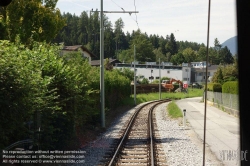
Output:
(56, 0), (237, 46)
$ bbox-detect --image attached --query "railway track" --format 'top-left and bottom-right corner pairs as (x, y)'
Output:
(99, 99), (171, 166)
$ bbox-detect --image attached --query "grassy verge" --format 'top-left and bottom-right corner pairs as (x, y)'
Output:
(120, 88), (203, 106)
(167, 101), (183, 118)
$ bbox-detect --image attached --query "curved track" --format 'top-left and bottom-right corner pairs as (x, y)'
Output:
(100, 99), (171, 166)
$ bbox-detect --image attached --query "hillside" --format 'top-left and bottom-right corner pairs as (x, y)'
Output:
(221, 36), (237, 55)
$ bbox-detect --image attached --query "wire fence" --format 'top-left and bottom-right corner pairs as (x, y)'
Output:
(206, 91), (239, 110)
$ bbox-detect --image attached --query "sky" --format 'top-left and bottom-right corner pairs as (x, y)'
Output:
(56, 0), (237, 47)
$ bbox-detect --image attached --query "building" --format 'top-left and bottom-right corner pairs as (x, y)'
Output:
(114, 62), (192, 84)
(60, 45), (97, 64)
(190, 61), (219, 83)
(114, 61), (219, 85)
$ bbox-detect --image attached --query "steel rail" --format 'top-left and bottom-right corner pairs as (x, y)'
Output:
(148, 100), (170, 165)
(107, 98), (171, 166)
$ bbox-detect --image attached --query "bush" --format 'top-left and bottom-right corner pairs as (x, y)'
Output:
(222, 81), (238, 94)
(207, 83), (222, 92)
(0, 40), (131, 150)
(160, 77), (170, 82)
(140, 78), (149, 84)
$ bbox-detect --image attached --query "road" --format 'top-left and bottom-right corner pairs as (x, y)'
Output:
(175, 97), (241, 166)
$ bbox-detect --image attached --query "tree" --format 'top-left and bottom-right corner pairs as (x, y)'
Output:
(177, 40), (203, 52)
(77, 11), (89, 45)
(166, 52), (171, 62)
(118, 49), (133, 63)
(114, 18), (125, 57)
(212, 66), (224, 84)
(129, 31), (155, 63)
(149, 34), (160, 49)
(223, 64), (238, 82)
(104, 19), (115, 58)
(214, 38), (222, 51)
(158, 36), (167, 55)
(165, 33), (178, 55)
(1, 0), (65, 45)
(197, 46), (207, 61)
(153, 48), (168, 62)
(170, 52), (185, 65)
(219, 46), (234, 64)
(182, 47), (196, 63)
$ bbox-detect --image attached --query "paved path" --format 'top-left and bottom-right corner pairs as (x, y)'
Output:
(175, 97), (240, 166)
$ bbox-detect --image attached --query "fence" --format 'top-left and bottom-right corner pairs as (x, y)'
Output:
(206, 91), (239, 111)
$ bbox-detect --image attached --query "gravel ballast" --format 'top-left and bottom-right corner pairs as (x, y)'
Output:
(155, 103), (223, 166)
(70, 102), (223, 166)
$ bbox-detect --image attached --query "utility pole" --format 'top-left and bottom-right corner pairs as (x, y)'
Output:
(159, 58), (161, 100)
(99, 0), (139, 128)
(134, 45), (136, 106)
(100, 0), (105, 128)
(203, 0), (211, 165)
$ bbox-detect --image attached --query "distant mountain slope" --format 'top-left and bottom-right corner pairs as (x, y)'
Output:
(221, 36), (237, 55)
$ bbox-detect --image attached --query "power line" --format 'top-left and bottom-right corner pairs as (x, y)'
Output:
(110, 0), (139, 30)
(133, 0), (139, 29)
(110, 0), (124, 11)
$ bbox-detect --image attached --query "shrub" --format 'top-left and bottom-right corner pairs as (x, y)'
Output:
(222, 81), (238, 94)
(140, 78), (149, 84)
(160, 77), (170, 82)
(207, 83), (222, 92)
(0, 40), (131, 150)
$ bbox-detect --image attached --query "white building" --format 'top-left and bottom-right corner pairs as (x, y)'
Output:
(114, 62), (192, 84)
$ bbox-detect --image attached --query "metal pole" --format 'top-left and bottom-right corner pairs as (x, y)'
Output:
(159, 58), (161, 99)
(134, 45), (136, 106)
(203, 0), (211, 165)
(100, 0), (105, 128)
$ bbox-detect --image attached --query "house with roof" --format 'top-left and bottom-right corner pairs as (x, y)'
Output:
(190, 61), (219, 83)
(60, 45), (97, 64)
(91, 58), (121, 67)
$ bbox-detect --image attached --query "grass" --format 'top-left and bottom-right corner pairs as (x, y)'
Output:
(167, 101), (183, 118)
(121, 88), (203, 106)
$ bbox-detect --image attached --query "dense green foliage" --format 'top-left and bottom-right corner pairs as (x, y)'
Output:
(222, 81), (239, 94)
(140, 78), (149, 84)
(207, 83), (222, 92)
(212, 61), (238, 84)
(0, 40), (130, 149)
(0, 0), (65, 45)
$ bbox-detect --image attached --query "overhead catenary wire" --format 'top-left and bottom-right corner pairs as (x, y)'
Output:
(111, 0), (124, 11)
(110, 0), (139, 30)
(133, 0), (139, 29)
